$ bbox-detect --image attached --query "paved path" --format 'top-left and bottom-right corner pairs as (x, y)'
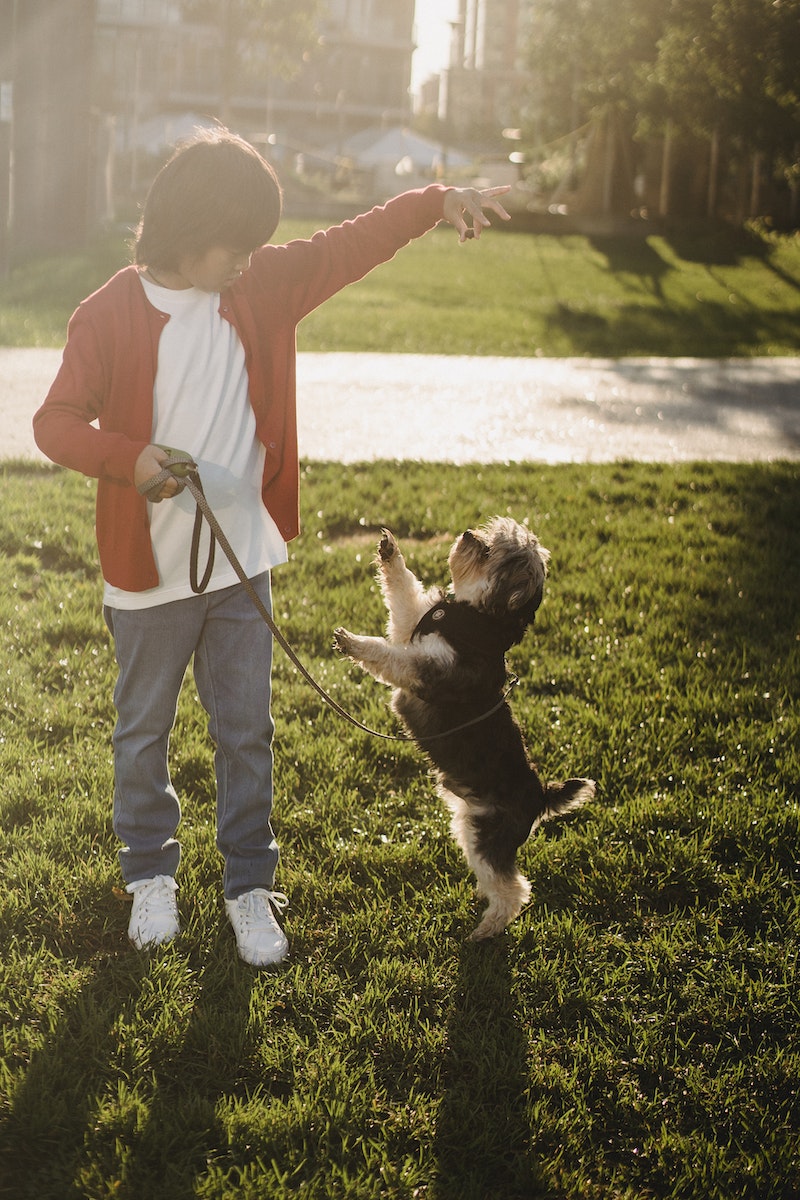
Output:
(2, 348), (798, 464)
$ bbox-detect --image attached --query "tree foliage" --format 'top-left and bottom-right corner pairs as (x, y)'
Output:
(527, 0), (800, 164)
(182, 0), (320, 82)
(528, 0), (665, 141)
(180, 0), (320, 127)
(665, 0), (799, 155)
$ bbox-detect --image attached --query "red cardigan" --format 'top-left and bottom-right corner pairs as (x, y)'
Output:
(33, 185), (449, 591)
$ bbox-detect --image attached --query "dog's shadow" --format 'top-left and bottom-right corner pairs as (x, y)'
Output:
(434, 936), (548, 1200)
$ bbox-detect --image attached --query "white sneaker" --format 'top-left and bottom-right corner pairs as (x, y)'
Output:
(126, 875), (180, 949)
(225, 889), (289, 966)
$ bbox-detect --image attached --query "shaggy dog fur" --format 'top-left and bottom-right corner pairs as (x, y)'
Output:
(334, 517), (595, 940)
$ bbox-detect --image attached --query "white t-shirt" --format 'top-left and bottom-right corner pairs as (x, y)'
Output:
(103, 278), (288, 610)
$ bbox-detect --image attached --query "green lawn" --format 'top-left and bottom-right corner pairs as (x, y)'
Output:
(1, 459), (798, 1199)
(1, 218), (799, 357)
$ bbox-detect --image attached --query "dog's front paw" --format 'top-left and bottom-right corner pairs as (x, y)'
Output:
(378, 529), (398, 563)
(333, 627), (354, 656)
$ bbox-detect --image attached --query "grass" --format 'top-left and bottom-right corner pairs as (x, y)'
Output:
(1, 219), (799, 356)
(0, 458), (798, 1199)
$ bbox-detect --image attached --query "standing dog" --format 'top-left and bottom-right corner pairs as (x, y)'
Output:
(334, 517), (595, 940)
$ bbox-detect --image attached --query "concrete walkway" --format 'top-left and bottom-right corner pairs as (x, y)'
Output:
(2, 347), (798, 464)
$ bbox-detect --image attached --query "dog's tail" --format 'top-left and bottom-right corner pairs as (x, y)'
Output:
(533, 777), (595, 831)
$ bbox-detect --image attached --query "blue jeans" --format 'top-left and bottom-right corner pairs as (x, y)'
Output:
(103, 572), (278, 898)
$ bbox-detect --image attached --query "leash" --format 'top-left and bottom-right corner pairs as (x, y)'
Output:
(138, 450), (519, 743)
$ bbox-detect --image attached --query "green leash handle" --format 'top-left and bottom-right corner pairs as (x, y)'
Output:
(136, 448), (215, 591)
(154, 446), (196, 479)
(136, 447), (198, 497)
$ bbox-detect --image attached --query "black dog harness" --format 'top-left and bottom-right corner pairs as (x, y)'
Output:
(412, 594), (541, 657)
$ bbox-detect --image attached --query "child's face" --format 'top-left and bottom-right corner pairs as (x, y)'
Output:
(179, 246), (254, 292)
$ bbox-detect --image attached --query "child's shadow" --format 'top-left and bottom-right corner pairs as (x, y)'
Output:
(1, 951), (150, 1195)
(434, 937), (549, 1200)
(0, 942), (258, 1200)
(121, 950), (260, 1197)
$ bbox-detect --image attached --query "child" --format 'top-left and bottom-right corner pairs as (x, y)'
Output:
(33, 127), (511, 967)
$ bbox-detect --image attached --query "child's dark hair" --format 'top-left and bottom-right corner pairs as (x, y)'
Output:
(134, 127), (283, 269)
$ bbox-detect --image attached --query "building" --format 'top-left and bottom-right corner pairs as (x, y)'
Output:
(440, 0), (533, 147)
(94, 0), (416, 172)
(2, 0), (417, 255)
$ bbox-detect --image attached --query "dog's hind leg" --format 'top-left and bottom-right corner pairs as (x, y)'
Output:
(469, 859), (531, 941)
(441, 788), (532, 940)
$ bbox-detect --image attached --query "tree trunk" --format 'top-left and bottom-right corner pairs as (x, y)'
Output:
(220, 0), (235, 127)
(749, 151), (764, 218)
(602, 112), (615, 215)
(659, 120), (673, 217)
(707, 128), (719, 218)
(12, 0), (94, 252)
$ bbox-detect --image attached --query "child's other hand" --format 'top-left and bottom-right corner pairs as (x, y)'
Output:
(134, 444), (180, 500)
(442, 186), (512, 242)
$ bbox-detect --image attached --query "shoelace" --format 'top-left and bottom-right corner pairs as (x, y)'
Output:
(238, 889), (289, 925)
(135, 876), (177, 912)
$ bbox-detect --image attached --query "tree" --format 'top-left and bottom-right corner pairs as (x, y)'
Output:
(525, 0), (666, 211)
(524, 0), (800, 220)
(183, 0), (320, 125)
(527, 0), (665, 142)
(654, 0), (799, 149)
(653, 0), (800, 215)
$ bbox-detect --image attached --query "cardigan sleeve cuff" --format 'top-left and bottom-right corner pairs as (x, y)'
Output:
(103, 436), (151, 486)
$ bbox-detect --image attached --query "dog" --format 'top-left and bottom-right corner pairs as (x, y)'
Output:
(333, 517), (595, 940)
